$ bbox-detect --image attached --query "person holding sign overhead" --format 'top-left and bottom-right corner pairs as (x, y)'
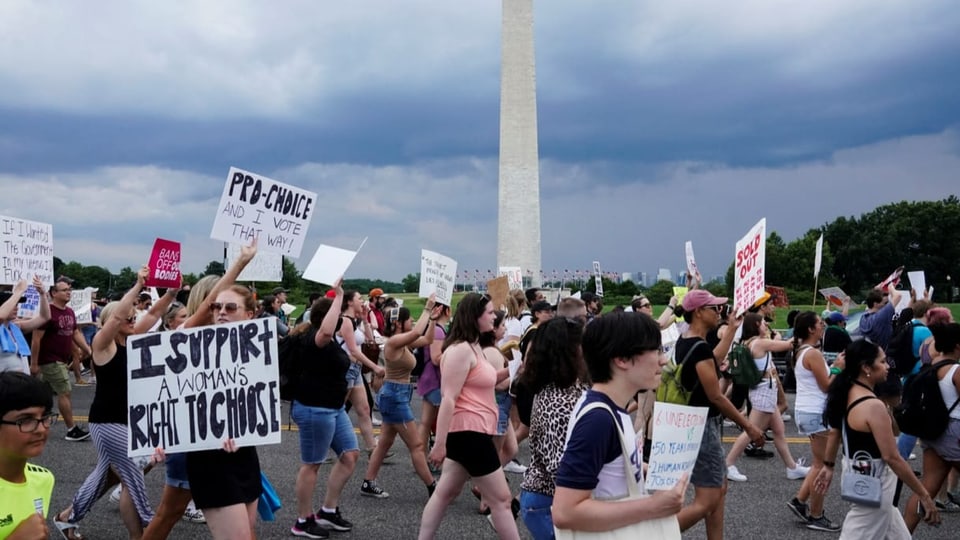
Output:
(552, 311), (687, 537)
(1, 276), (50, 374)
(53, 265), (159, 540)
(419, 293), (520, 540)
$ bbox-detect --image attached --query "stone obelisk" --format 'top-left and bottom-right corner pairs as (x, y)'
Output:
(497, 0), (542, 287)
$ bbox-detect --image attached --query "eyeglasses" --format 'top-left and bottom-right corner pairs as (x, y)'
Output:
(0, 413), (58, 433)
(210, 302), (240, 313)
(638, 302), (652, 309)
(125, 316), (137, 323)
(703, 305), (723, 312)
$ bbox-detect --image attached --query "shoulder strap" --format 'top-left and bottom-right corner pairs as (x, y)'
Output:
(678, 339), (708, 394)
(572, 401), (641, 498)
(842, 395), (878, 458)
(846, 395), (877, 413)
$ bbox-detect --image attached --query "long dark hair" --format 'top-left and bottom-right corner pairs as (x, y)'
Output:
(823, 339), (883, 428)
(444, 293), (489, 351)
(479, 310), (506, 349)
(382, 307), (411, 338)
(518, 317), (586, 395)
(792, 311), (819, 353)
(741, 313), (764, 341)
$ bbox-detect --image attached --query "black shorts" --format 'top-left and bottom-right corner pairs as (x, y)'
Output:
(186, 447), (262, 509)
(446, 431), (500, 477)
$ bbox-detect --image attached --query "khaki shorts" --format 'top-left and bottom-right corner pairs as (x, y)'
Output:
(39, 362), (71, 395)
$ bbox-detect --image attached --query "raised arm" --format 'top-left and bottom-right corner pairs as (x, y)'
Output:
(0, 279), (29, 321)
(315, 278), (343, 348)
(93, 266), (148, 359)
(135, 282), (181, 334)
(14, 276), (51, 333)
(184, 238), (257, 329)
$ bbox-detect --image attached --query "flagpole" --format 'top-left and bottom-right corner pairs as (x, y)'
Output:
(812, 275), (819, 311)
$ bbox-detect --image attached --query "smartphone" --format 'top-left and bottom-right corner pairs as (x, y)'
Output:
(917, 500), (925, 518)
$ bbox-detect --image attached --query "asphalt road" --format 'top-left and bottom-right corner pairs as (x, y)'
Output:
(34, 384), (956, 539)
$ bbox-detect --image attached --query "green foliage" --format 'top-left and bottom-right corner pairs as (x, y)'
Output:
(203, 260), (225, 276)
(401, 273), (420, 293)
(645, 280), (677, 304)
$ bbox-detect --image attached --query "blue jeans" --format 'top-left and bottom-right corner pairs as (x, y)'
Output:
(520, 490), (555, 540)
(291, 401), (359, 464)
(897, 432), (917, 460)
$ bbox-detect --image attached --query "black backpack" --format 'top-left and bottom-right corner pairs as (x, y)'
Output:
(277, 333), (306, 402)
(887, 316), (919, 376)
(894, 359), (960, 439)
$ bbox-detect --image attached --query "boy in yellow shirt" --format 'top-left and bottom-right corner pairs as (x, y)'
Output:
(0, 371), (55, 540)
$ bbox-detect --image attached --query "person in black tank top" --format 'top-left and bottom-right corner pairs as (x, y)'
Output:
(816, 339), (939, 535)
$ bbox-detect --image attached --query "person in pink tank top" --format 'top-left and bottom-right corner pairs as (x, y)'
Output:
(418, 293), (519, 540)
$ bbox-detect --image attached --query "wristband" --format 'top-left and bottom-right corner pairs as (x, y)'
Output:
(823, 460), (835, 468)
(829, 367), (841, 376)
(666, 305), (675, 311)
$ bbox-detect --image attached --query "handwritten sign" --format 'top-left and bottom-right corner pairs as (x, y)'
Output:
(16, 285), (40, 319)
(0, 216), (53, 286)
(69, 288), (96, 325)
(592, 261), (604, 297)
(145, 238), (181, 288)
(227, 243), (282, 282)
(487, 276), (509, 310)
(498, 266), (523, 291)
(301, 241), (364, 286)
(733, 218), (766, 317)
(210, 167), (317, 258)
(645, 402), (708, 490)
(685, 241), (701, 284)
(126, 318), (281, 457)
(419, 250), (457, 306)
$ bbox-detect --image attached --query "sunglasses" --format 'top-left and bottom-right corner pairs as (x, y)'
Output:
(210, 302), (241, 313)
(166, 302), (184, 313)
(703, 305), (723, 312)
(638, 302), (652, 309)
(124, 316), (137, 323)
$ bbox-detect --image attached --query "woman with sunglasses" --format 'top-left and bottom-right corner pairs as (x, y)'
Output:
(419, 293), (520, 540)
(54, 265), (160, 540)
(631, 294), (679, 330)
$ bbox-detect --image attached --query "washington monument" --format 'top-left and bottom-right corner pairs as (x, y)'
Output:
(497, 0), (542, 287)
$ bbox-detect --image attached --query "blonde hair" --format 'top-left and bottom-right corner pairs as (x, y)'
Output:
(505, 295), (521, 319)
(99, 301), (133, 328)
(187, 275), (220, 317)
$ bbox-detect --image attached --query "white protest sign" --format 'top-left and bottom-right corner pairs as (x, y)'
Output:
(227, 243), (282, 282)
(733, 218), (766, 316)
(814, 234), (824, 278)
(907, 271), (927, 299)
(69, 288), (96, 325)
(645, 402), (709, 491)
(498, 266), (523, 291)
(419, 250), (457, 306)
(818, 286), (849, 306)
(16, 285), (40, 319)
(301, 239), (366, 286)
(0, 216), (54, 286)
(684, 241), (701, 283)
(592, 261), (604, 297)
(210, 167), (317, 258)
(126, 318), (282, 457)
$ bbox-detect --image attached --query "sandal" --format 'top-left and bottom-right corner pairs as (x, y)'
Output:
(54, 512), (84, 540)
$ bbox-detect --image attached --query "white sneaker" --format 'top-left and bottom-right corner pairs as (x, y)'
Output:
(909, 453), (917, 460)
(109, 485), (122, 504)
(727, 465), (747, 482)
(781, 413), (792, 422)
(503, 460), (527, 474)
(787, 459), (811, 480)
(371, 414), (383, 427)
(722, 419), (737, 428)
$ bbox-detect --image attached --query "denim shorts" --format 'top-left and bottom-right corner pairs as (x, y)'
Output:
(164, 452), (191, 489)
(376, 381), (415, 424)
(495, 391), (512, 436)
(345, 362), (364, 388)
(423, 388), (441, 407)
(795, 409), (829, 436)
(291, 400), (359, 464)
(691, 418), (724, 488)
(520, 490), (555, 540)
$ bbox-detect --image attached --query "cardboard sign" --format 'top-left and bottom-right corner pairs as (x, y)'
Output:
(685, 241), (701, 284)
(733, 218), (766, 317)
(210, 167), (317, 258)
(16, 285), (40, 319)
(814, 234), (824, 278)
(69, 288), (96, 325)
(126, 318), (282, 457)
(592, 261), (604, 297)
(419, 250), (457, 306)
(302, 241), (364, 286)
(645, 402), (709, 490)
(146, 238), (181, 288)
(487, 276), (510, 310)
(498, 266), (523, 291)
(0, 216), (54, 286)
(227, 243), (282, 282)
(819, 287), (849, 306)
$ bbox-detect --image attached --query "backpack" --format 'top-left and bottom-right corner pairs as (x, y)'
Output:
(411, 346), (427, 377)
(656, 340), (707, 405)
(894, 360), (960, 439)
(887, 318), (919, 376)
(728, 340), (765, 387)
(277, 333), (305, 402)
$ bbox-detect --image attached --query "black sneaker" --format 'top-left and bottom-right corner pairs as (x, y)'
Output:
(786, 497), (809, 521)
(744, 445), (774, 459)
(315, 508), (352, 532)
(360, 479), (389, 499)
(65, 426), (91, 441)
(291, 517), (329, 538)
(805, 514), (841, 532)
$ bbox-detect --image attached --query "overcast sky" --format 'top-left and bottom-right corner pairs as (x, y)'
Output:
(1, 0), (958, 285)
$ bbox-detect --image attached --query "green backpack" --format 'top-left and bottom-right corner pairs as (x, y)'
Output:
(728, 340), (765, 387)
(656, 340), (708, 405)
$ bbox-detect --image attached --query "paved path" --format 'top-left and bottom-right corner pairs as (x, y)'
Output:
(35, 385), (955, 539)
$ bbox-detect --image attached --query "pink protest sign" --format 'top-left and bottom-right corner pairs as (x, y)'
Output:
(146, 238), (181, 288)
